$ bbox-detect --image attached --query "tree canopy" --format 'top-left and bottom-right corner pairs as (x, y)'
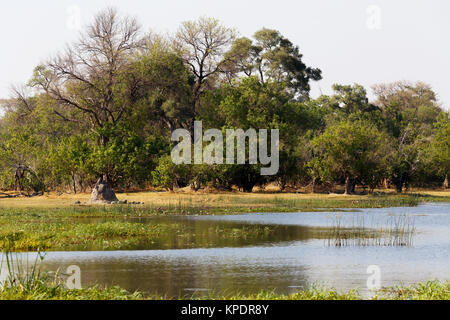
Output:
(0, 8), (447, 195)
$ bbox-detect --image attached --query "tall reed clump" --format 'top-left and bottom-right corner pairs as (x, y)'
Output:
(0, 230), (66, 300)
(0, 247), (147, 300)
(326, 214), (416, 247)
(0, 250), (56, 295)
(0, 230), (55, 296)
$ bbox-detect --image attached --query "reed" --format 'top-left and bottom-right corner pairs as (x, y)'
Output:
(326, 214), (416, 247)
(0, 247), (57, 295)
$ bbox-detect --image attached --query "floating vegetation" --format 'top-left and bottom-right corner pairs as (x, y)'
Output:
(326, 214), (416, 247)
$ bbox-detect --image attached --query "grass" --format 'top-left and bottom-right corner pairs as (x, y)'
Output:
(376, 280), (450, 300)
(0, 220), (278, 252)
(0, 285), (361, 300)
(197, 281), (450, 300)
(1, 190), (449, 217)
(1, 278), (448, 300)
(327, 214), (416, 247)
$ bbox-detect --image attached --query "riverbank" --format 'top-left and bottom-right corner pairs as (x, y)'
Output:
(1, 190), (449, 214)
(0, 280), (448, 300)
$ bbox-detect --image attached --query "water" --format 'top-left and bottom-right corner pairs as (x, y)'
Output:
(7, 203), (450, 297)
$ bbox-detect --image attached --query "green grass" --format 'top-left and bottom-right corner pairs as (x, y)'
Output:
(1, 280), (448, 300)
(0, 284), (149, 300)
(194, 287), (361, 300)
(376, 280), (450, 300)
(0, 219), (279, 252)
(0, 221), (175, 251)
(192, 281), (450, 300)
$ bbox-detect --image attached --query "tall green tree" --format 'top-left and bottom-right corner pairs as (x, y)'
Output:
(216, 77), (312, 191)
(427, 112), (450, 188)
(372, 81), (443, 192)
(225, 28), (322, 100)
(175, 17), (237, 134)
(30, 8), (144, 174)
(310, 120), (389, 194)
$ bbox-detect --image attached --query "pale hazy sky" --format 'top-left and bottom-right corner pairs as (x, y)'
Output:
(1, 0), (449, 109)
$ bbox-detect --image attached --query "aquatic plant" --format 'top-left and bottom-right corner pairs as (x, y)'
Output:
(326, 214), (416, 247)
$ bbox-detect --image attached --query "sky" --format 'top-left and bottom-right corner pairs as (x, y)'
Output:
(0, 0), (449, 109)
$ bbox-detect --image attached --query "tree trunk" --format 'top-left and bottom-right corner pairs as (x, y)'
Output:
(444, 174), (449, 189)
(14, 170), (21, 192)
(79, 175), (84, 193)
(395, 182), (403, 193)
(344, 177), (352, 195)
(14, 166), (25, 193)
(240, 168), (257, 193)
(351, 181), (356, 194)
(72, 172), (77, 195)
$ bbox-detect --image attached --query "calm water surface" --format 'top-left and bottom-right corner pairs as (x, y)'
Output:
(12, 203), (450, 297)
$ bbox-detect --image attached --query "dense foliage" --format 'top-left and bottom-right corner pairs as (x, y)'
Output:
(0, 8), (448, 194)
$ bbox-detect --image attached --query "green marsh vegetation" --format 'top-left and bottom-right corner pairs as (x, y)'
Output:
(2, 281), (446, 300)
(326, 214), (416, 247)
(0, 219), (281, 252)
(376, 280), (450, 300)
(0, 191), (445, 251)
(199, 281), (450, 300)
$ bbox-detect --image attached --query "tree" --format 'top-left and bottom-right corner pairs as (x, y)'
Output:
(0, 88), (67, 194)
(0, 127), (45, 194)
(175, 17), (237, 134)
(225, 28), (322, 100)
(1, 8), (447, 195)
(29, 8), (146, 201)
(134, 39), (193, 132)
(31, 8), (143, 147)
(152, 155), (190, 191)
(310, 120), (389, 194)
(88, 126), (168, 188)
(427, 112), (450, 188)
(372, 81), (443, 192)
(216, 77), (311, 191)
(329, 84), (380, 116)
(50, 136), (90, 194)
(372, 81), (442, 136)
